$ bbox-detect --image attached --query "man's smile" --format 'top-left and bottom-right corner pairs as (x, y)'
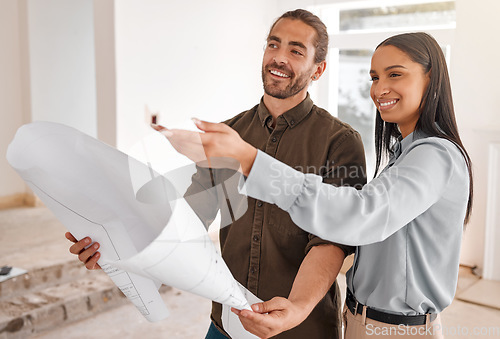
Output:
(269, 69), (291, 78)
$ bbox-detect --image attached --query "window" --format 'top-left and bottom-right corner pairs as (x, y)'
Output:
(309, 0), (455, 178)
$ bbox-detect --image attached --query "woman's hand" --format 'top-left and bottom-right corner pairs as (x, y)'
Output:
(231, 297), (310, 339)
(152, 119), (257, 176)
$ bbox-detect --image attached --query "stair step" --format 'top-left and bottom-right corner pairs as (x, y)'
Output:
(0, 261), (91, 302)
(0, 271), (128, 338)
(0, 207), (174, 338)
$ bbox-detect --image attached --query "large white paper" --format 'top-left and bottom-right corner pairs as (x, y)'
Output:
(6, 121), (252, 323)
(222, 282), (263, 339)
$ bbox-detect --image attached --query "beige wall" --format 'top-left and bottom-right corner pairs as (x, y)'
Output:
(0, 0), (28, 198)
(94, 0), (117, 147)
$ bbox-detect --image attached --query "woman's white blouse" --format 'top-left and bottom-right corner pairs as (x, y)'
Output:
(244, 131), (469, 315)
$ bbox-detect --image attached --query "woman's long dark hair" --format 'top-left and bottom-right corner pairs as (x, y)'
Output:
(373, 32), (473, 224)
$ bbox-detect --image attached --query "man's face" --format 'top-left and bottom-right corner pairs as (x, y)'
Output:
(262, 18), (319, 100)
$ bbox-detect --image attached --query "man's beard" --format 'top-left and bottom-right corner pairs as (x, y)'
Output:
(262, 63), (311, 99)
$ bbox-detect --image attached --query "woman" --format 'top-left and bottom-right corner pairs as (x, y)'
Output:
(161, 32), (473, 339)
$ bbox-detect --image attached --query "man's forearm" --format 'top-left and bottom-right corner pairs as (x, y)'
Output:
(288, 244), (345, 317)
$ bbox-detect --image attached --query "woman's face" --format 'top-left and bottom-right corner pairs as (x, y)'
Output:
(369, 45), (430, 138)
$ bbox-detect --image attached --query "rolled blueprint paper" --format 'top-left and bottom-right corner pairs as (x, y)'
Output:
(222, 282), (261, 339)
(6, 121), (251, 323)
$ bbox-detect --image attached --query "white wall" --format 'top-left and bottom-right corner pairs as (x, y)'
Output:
(114, 0), (279, 152)
(2, 0), (497, 274)
(1, 0), (99, 199)
(0, 0), (27, 196)
(27, 0), (97, 137)
(451, 0), (500, 269)
(0, 0), (282, 198)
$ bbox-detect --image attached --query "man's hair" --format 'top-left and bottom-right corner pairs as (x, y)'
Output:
(268, 9), (329, 64)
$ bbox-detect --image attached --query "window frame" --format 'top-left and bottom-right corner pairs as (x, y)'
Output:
(309, 0), (455, 116)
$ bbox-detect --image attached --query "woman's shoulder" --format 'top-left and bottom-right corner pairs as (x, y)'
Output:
(408, 135), (462, 153)
(405, 135), (468, 171)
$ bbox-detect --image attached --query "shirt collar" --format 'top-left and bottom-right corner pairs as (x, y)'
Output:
(391, 128), (430, 159)
(257, 93), (314, 129)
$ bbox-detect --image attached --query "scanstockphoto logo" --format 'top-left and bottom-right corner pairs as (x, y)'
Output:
(268, 161), (396, 199)
(365, 323), (500, 337)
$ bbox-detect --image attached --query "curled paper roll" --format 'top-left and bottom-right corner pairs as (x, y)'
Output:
(7, 121), (251, 322)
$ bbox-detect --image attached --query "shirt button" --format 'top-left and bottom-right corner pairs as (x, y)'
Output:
(272, 137), (277, 142)
(290, 120), (295, 125)
(257, 201), (263, 207)
(253, 235), (260, 242)
(250, 267), (256, 274)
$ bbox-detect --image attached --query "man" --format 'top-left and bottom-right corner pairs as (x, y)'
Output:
(67, 9), (366, 338)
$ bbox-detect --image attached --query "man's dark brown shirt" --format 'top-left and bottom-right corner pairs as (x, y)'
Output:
(186, 95), (366, 338)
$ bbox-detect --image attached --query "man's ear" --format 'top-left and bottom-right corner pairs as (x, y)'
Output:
(311, 60), (327, 81)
